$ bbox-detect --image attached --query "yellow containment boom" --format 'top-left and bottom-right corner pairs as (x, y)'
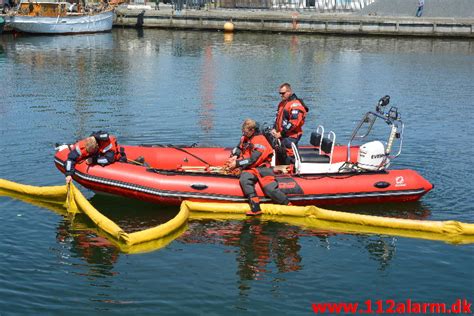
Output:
(0, 178), (189, 250)
(183, 202), (474, 244)
(1, 178), (474, 254)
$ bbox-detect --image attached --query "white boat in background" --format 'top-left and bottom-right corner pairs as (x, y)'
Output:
(9, 0), (113, 34)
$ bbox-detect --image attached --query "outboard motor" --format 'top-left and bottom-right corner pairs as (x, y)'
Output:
(357, 141), (389, 171)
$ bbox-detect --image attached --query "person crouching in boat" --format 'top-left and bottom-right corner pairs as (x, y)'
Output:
(225, 119), (290, 216)
(65, 131), (126, 183)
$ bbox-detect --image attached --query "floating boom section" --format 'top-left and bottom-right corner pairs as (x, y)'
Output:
(1, 178), (473, 249)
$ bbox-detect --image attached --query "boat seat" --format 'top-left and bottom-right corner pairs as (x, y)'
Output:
(292, 130), (338, 174)
(310, 131), (323, 147)
(298, 126), (333, 163)
(299, 152), (330, 163)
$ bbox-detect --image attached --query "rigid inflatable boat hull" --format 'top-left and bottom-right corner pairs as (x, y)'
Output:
(54, 145), (433, 206)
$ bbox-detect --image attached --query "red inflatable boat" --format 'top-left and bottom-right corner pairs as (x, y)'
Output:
(54, 97), (433, 206)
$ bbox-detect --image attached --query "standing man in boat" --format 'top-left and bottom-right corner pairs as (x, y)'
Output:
(64, 131), (126, 183)
(226, 119), (290, 216)
(271, 83), (309, 165)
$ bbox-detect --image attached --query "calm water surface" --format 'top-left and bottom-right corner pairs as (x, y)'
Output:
(0, 29), (473, 315)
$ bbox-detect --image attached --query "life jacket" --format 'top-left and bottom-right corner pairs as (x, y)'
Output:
(69, 135), (120, 164)
(71, 139), (90, 161)
(97, 135), (121, 159)
(275, 94), (309, 139)
(239, 133), (273, 169)
(65, 134), (124, 176)
(71, 136), (122, 162)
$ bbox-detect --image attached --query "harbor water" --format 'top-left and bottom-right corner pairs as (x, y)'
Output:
(0, 29), (473, 315)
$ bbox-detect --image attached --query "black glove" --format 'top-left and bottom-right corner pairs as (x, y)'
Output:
(231, 147), (241, 157)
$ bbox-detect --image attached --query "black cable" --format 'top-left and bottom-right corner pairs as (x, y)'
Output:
(139, 143), (211, 166)
(169, 146), (211, 166)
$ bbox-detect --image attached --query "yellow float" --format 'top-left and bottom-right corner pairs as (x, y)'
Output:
(1, 177), (473, 254)
(223, 21), (234, 32)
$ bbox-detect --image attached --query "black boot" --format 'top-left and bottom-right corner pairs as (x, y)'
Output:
(246, 196), (262, 216)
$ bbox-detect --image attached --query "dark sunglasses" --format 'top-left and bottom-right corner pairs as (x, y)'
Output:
(279, 91), (287, 95)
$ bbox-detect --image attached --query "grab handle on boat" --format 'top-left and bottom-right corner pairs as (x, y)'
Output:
(386, 124), (397, 155)
(191, 183), (208, 190)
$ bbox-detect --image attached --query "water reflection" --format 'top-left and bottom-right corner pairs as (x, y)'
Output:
(50, 195), (185, 276)
(180, 219), (306, 286)
(108, 29), (457, 60)
(223, 33), (233, 44)
(180, 216), (402, 292)
(56, 219), (119, 277)
(199, 45), (215, 135)
(0, 188), (123, 278)
(358, 235), (396, 271)
(2, 180), (472, 296)
(169, 31), (206, 58)
(2, 32), (140, 139)
(330, 201), (431, 219)
(136, 28), (144, 39)
(88, 194), (179, 232)
(290, 35), (299, 60)
(236, 219), (302, 281)
(6, 33), (114, 62)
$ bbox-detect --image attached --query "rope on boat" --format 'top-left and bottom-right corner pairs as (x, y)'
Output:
(1, 177), (474, 254)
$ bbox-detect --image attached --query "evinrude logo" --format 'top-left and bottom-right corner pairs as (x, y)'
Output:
(371, 154), (385, 159)
(395, 176), (406, 187)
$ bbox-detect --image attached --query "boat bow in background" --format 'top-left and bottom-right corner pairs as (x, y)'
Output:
(8, 0), (113, 34)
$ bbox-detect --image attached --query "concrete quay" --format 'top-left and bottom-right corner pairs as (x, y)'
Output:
(114, 6), (474, 38)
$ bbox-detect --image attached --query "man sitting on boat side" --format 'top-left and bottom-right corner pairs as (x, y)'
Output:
(226, 119), (290, 216)
(65, 131), (126, 183)
(271, 83), (309, 165)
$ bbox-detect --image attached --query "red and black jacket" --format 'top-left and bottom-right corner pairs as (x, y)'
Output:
(65, 132), (121, 176)
(232, 133), (274, 170)
(274, 94), (309, 139)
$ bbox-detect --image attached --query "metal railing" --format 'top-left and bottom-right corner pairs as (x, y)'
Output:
(169, 0), (376, 11)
